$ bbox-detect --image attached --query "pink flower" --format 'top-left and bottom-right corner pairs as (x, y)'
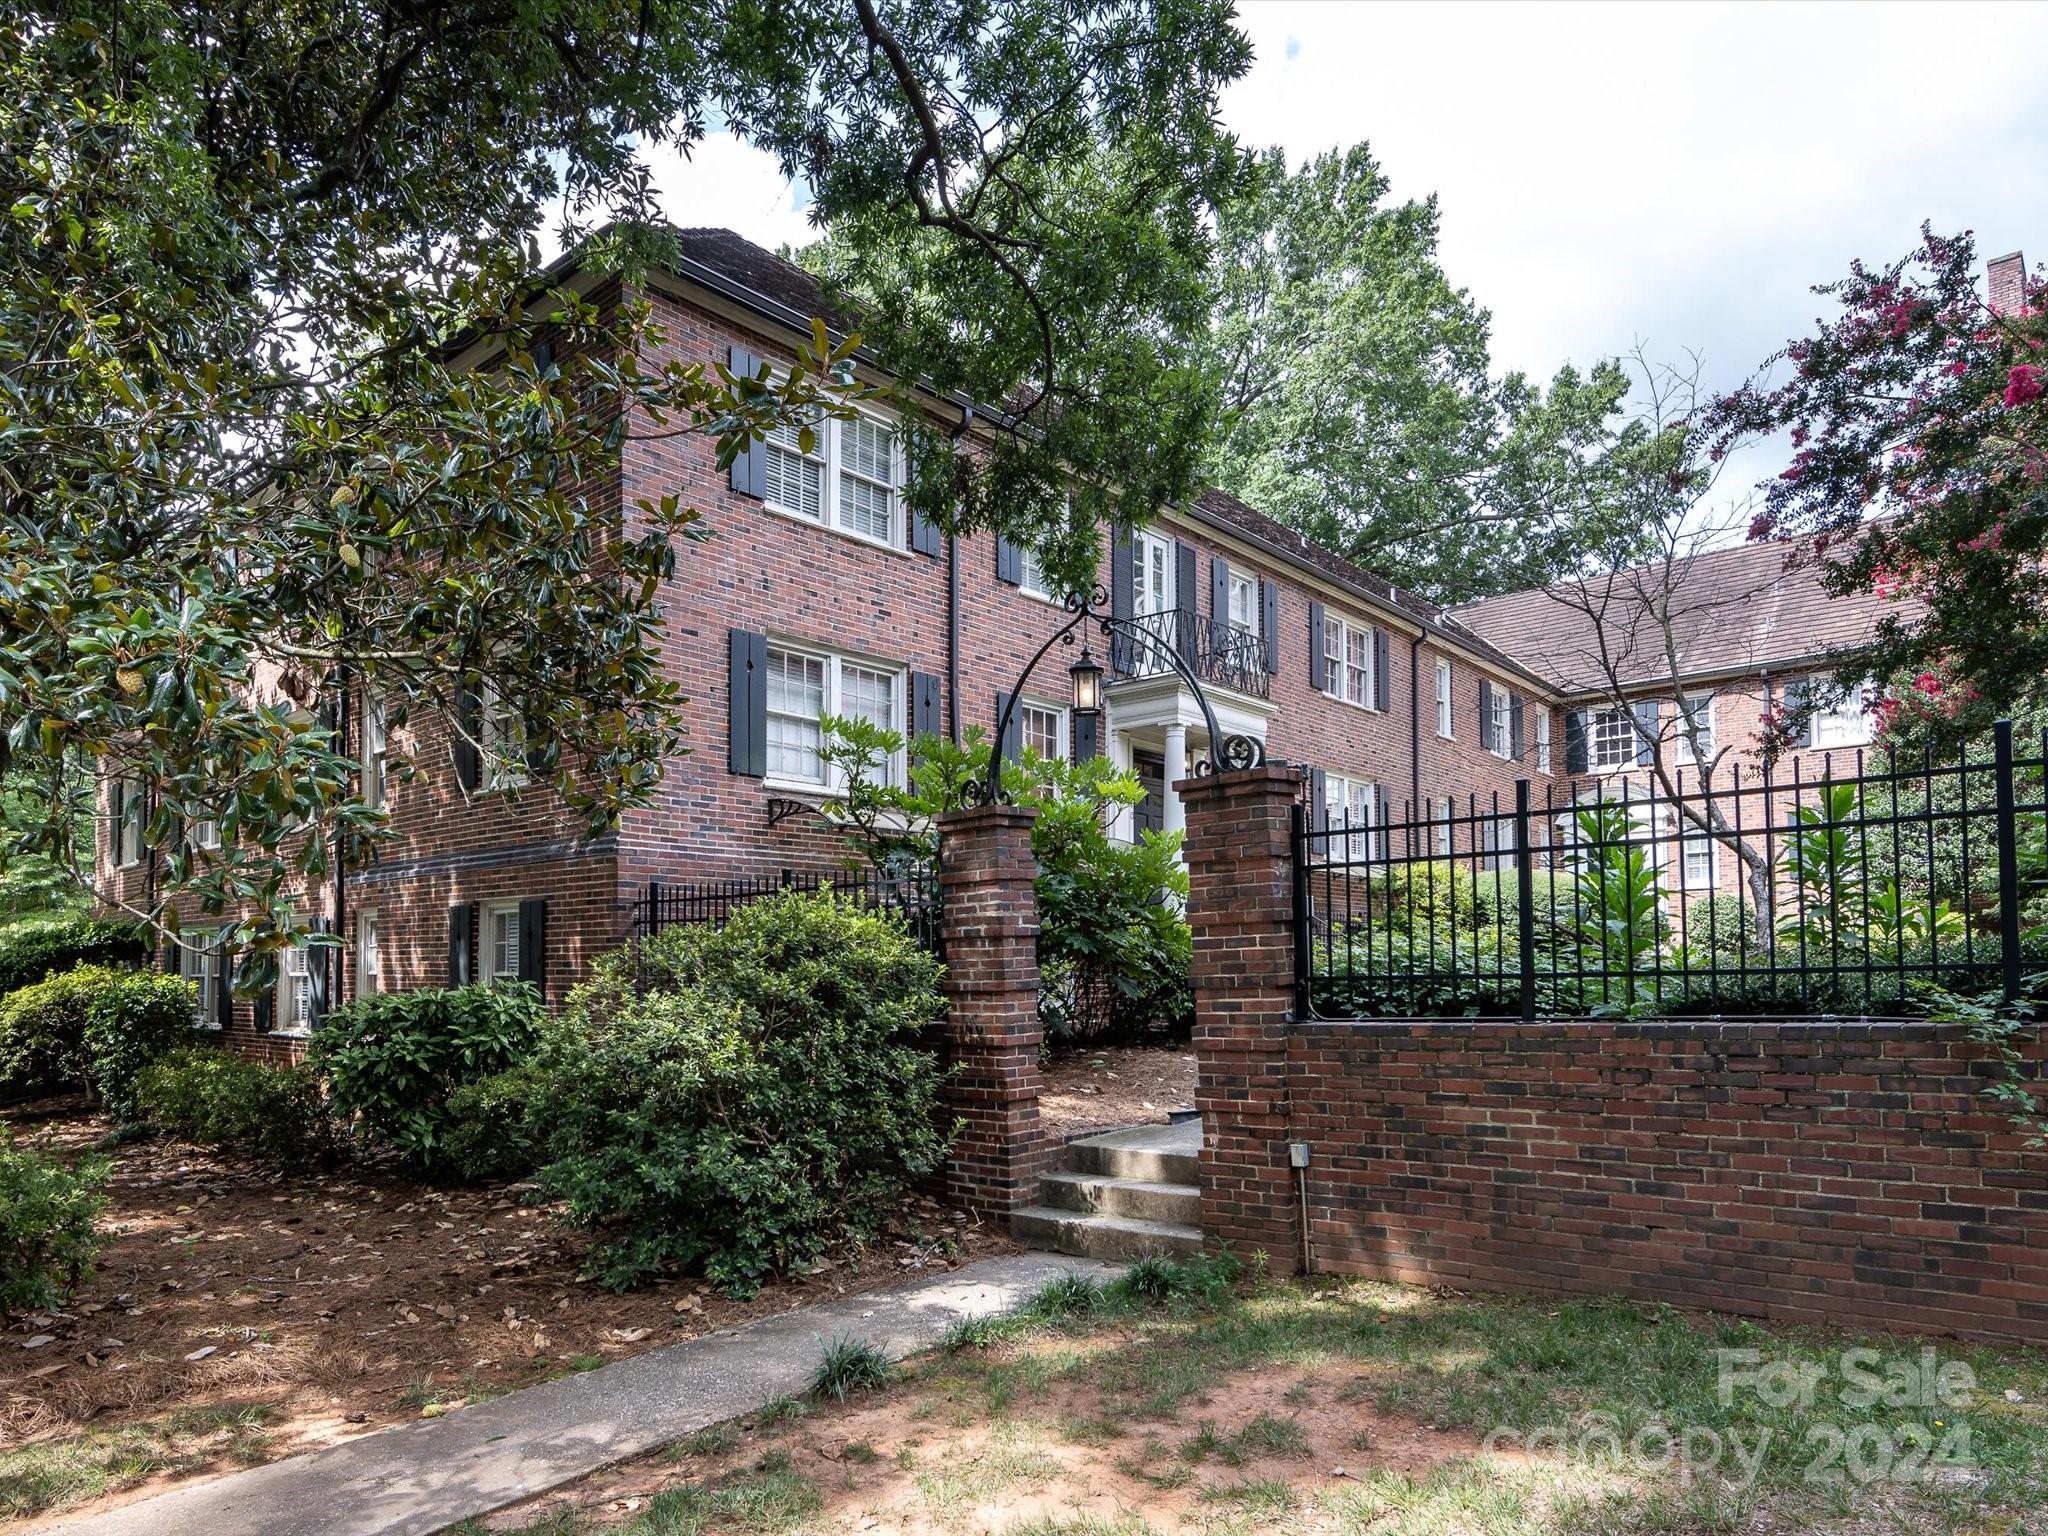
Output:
(1913, 672), (1943, 696)
(1873, 566), (1904, 599)
(2006, 364), (2044, 407)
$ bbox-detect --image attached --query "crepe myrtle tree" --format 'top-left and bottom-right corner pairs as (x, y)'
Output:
(0, 0), (1251, 965)
(1708, 226), (2048, 736)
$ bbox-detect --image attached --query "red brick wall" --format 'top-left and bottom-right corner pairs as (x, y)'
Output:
(1284, 1020), (2048, 1344)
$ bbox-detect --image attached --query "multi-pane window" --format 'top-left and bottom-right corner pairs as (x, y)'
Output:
(482, 901), (521, 984)
(1017, 545), (1057, 602)
(1435, 659), (1453, 739)
(1326, 773), (1378, 862)
(114, 778), (146, 867)
(1810, 684), (1871, 749)
(362, 694), (389, 808)
(763, 412), (901, 546)
(1589, 708), (1636, 772)
(1021, 702), (1067, 762)
(1535, 711), (1552, 774)
(357, 910), (382, 997)
(189, 817), (220, 851)
(1656, 806), (1717, 890)
(483, 684), (528, 791)
(180, 934), (221, 1029)
(1323, 617), (1374, 708)
(1674, 694), (1715, 764)
(1435, 796), (1455, 857)
(1227, 572), (1257, 634)
(277, 942), (314, 1035)
(764, 644), (903, 789)
(1488, 687), (1512, 758)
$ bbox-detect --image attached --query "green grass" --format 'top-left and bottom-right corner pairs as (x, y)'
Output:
(478, 1459), (821, 1536)
(914, 1424), (1058, 1513)
(812, 1336), (889, 1402)
(0, 1404), (273, 1519)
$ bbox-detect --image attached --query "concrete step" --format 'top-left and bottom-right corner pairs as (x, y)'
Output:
(1062, 1120), (1201, 1186)
(1039, 1170), (1201, 1226)
(1008, 1206), (1205, 1262)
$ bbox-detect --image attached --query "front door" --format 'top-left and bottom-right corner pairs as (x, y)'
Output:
(1132, 750), (1166, 837)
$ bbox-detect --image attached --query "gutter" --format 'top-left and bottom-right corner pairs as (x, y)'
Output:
(946, 403), (977, 742)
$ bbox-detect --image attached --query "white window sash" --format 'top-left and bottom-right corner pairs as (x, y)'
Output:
(764, 644), (905, 792)
(765, 412), (902, 549)
(1435, 660), (1453, 738)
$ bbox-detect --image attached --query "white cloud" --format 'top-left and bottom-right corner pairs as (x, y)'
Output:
(541, 131), (818, 262)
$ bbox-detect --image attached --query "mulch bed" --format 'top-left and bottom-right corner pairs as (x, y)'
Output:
(1038, 1044), (1195, 1140)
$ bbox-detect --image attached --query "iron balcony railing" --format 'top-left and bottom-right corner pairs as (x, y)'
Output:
(1108, 609), (1271, 699)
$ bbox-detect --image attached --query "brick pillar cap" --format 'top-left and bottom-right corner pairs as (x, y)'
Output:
(937, 802), (1040, 832)
(1175, 763), (1303, 799)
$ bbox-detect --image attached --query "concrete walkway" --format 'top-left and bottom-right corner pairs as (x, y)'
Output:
(49, 1251), (1114, 1536)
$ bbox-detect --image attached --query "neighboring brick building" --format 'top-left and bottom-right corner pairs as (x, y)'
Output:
(94, 228), (1929, 1047)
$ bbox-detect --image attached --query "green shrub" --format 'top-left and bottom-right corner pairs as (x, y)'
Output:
(440, 1057), (555, 1183)
(0, 914), (150, 998)
(0, 965), (193, 1116)
(0, 1136), (108, 1316)
(540, 890), (950, 1295)
(311, 983), (544, 1172)
(134, 1046), (329, 1165)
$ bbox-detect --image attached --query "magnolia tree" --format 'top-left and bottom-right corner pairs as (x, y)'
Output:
(0, 1), (1251, 960)
(1709, 227), (2048, 736)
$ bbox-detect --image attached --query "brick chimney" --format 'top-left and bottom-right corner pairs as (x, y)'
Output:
(1988, 249), (2027, 315)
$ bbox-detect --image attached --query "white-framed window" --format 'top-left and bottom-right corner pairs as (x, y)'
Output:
(1483, 812), (1519, 873)
(114, 777), (146, 868)
(762, 410), (903, 549)
(1810, 683), (1872, 749)
(1674, 694), (1716, 765)
(1326, 773), (1379, 862)
(180, 933), (222, 1029)
(189, 817), (220, 851)
(1655, 805), (1718, 891)
(1487, 687), (1512, 758)
(1020, 701), (1068, 762)
(1435, 659), (1453, 739)
(1535, 710), (1552, 774)
(362, 693), (389, 809)
(1322, 616), (1375, 709)
(276, 941), (315, 1036)
(356, 909), (382, 997)
(766, 642), (905, 790)
(481, 682), (529, 791)
(1227, 571), (1257, 635)
(481, 900), (522, 985)
(1434, 796), (1455, 857)
(1017, 545), (1058, 603)
(1589, 708), (1636, 773)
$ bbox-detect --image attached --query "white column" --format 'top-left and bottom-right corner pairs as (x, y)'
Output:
(1162, 722), (1188, 841)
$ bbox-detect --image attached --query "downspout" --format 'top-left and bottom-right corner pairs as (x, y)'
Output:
(1408, 631), (1426, 858)
(946, 403), (976, 743)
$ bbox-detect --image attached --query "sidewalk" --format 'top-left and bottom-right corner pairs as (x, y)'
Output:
(48, 1251), (1112, 1536)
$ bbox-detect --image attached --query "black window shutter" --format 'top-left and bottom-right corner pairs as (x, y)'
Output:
(1209, 555), (1230, 647)
(109, 778), (123, 862)
(904, 435), (940, 557)
(1373, 628), (1391, 712)
(1510, 696), (1526, 760)
(1309, 767), (1329, 832)
(1110, 538), (1135, 622)
(1478, 679), (1494, 748)
(1174, 541), (1198, 660)
(249, 950), (273, 1032)
(517, 899), (547, 993)
(1781, 678), (1813, 745)
(448, 903), (473, 987)
(1308, 601), (1327, 691)
(727, 629), (768, 776)
(1260, 579), (1280, 673)
(214, 937), (234, 1027)
(454, 686), (481, 791)
(306, 918), (331, 1025)
(727, 346), (766, 498)
(994, 535), (1022, 586)
(1564, 710), (1588, 774)
(910, 672), (941, 743)
(995, 690), (1022, 763)
(1634, 700), (1660, 765)
(160, 940), (177, 974)
(1073, 711), (1099, 762)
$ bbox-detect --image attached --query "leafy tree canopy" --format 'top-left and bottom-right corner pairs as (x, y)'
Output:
(1202, 145), (1635, 603)
(0, 0), (1250, 949)
(1709, 227), (2048, 735)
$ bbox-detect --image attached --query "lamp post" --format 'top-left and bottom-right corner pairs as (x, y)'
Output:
(977, 584), (1261, 808)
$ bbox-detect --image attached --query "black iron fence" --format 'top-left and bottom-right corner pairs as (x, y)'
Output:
(1295, 721), (2048, 1021)
(630, 866), (943, 955)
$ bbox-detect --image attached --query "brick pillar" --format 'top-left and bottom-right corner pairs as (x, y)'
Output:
(936, 803), (1050, 1212)
(1178, 764), (1304, 1272)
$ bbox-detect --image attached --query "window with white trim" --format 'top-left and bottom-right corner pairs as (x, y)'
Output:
(356, 909), (382, 997)
(1434, 659), (1453, 739)
(114, 777), (146, 868)
(189, 817), (220, 851)
(1811, 684), (1872, 749)
(276, 941), (315, 1036)
(482, 683), (528, 791)
(362, 694), (389, 808)
(1227, 572), (1257, 635)
(1655, 805), (1718, 890)
(1589, 708), (1636, 772)
(766, 643), (904, 790)
(1326, 773), (1379, 862)
(1017, 545), (1058, 602)
(1434, 795), (1455, 857)
(1674, 694), (1716, 765)
(1487, 687), (1512, 758)
(762, 411), (902, 548)
(481, 900), (522, 985)
(180, 933), (222, 1029)
(1322, 617), (1374, 709)
(1535, 710), (1552, 774)
(1020, 701), (1067, 762)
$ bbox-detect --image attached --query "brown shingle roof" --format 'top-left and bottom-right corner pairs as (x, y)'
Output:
(1454, 538), (1907, 697)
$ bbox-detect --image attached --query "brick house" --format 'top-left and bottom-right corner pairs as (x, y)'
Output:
(94, 228), (1946, 1045)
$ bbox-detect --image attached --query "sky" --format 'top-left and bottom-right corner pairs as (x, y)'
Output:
(625, 0), (2048, 524)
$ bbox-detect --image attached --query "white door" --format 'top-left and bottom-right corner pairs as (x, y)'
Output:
(1132, 532), (1175, 673)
